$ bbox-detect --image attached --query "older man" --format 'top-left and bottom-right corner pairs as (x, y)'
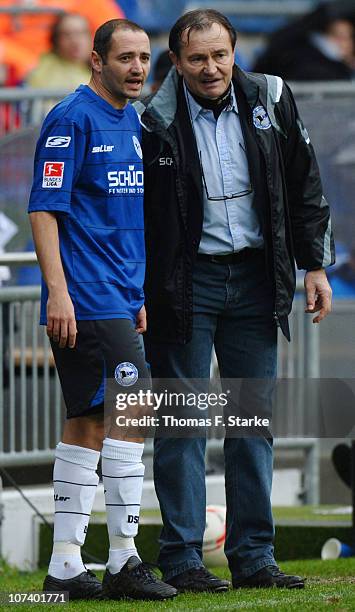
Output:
(136, 9), (334, 592)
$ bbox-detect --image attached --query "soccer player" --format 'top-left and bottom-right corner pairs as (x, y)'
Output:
(28, 19), (177, 601)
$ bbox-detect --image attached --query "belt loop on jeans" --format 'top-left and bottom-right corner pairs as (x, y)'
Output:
(196, 248), (263, 265)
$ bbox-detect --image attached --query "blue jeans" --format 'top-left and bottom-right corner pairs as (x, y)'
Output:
(145, 252), (278, 579)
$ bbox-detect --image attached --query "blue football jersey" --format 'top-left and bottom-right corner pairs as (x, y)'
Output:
(28, 85), (145, 324)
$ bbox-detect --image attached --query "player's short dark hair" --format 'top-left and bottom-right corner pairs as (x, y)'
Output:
(169, 9), (237, 57)
(93, 19), (146, 63)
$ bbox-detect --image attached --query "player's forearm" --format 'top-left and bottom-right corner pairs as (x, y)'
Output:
(29, 211), (68, 294)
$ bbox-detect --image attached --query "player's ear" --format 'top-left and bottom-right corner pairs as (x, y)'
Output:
(91, 50), (103, 73)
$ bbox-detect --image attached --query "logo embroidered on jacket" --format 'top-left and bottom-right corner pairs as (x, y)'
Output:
(253, 106), (271, 130)
(159, 157), (173, 166)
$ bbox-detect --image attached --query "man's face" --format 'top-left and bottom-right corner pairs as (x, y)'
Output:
(94, 29), (151, 104)
(171, 22), (235, 99)
(327, 19), (354, 63)
(56, 15), (91, 63)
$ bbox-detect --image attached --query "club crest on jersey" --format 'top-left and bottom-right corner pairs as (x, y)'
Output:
(132, 135), (143, 159)
(45, 136), (71, 148)
(114, 362), (139, 386)
(42, 162), (64, 188)
(253, 106), (271, 130)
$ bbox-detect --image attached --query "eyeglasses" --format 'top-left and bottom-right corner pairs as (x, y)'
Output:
(199, 146), (253, 202)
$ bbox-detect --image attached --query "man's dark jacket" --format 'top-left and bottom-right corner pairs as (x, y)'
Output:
(135, 66), (335, 343)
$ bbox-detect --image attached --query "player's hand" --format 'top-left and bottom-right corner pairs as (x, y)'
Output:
(304, 269), (332, 323)
(46, 289), (77, 348)
(135, 305), (147, 334)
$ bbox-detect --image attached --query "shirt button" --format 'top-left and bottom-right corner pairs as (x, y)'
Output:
(226, 193), (232, 198)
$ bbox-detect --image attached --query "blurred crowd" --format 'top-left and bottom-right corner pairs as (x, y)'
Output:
(254, 1), (355, 80)
(0, 0), (124, 86)
(1, 1), (355, 292)
(0, 1), (354, 90)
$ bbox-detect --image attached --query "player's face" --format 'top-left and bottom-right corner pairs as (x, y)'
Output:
(171, 23), (235, 100)
(100, 29), (151, 104)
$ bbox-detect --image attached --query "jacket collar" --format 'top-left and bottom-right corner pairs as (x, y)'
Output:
(233, 65), (260, 108)
(184, 81), (239, 121)
(136, 65), (261, 128)
(135, 67), (179, 129)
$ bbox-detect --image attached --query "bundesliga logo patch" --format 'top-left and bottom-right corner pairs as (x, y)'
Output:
(114, 362), (139, 386)
(42, 162), (64, 188)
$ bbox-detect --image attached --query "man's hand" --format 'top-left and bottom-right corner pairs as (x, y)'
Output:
(304, 269), (332, 323)
(47, 289), (77, 348)
(135, 305), (147, 334)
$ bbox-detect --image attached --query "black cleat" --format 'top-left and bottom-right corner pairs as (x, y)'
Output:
(43, 569), (102, 600)
(233, 565), (305, 589)
(102, 556), (178, 601)
(166, 566), (230, 593)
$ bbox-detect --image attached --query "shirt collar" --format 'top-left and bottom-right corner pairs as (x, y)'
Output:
(184, 80), (238, 121)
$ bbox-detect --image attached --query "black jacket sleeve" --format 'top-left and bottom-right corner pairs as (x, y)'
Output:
(277, 82), (335, 270)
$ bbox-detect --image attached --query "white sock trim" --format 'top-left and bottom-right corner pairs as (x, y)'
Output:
(101, 438), (144, 461)
(104, 439), (144, 449)
(110, 536), (135, 550)
(52, 542), (81, 556)
(55, 442), (100, 469)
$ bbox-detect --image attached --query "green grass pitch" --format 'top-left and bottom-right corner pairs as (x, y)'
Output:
(0, 558), (355, 611)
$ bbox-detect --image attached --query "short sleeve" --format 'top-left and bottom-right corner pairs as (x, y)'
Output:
(28, 112), (86, 214)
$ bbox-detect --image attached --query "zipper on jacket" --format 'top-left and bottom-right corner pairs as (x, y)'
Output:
(257, 138), (280, 326)
(264, 152), (280, 326)
(246, 105), (280, 327)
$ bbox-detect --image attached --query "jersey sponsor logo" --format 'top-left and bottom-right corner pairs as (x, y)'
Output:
(42, 162), (65, 188)
(127, 515), (139, 524)
(253, 106), (271, 130)
(114, 362), (139, 386)
(45, 136), (71, 148)
(132, 135), (143, 159)
(159, 157), (173, 166)
(107, 165), (144, 194)
(54, 494), (70, 501)
(92, 144), (115, 153)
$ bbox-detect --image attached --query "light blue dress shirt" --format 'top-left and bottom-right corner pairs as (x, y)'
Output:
(184, 83), (264, 254)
